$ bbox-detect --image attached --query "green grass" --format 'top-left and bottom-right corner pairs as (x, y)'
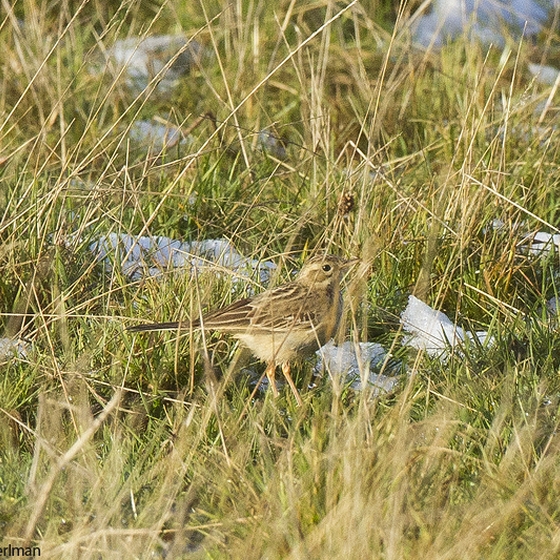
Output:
(1, 0), (560, 558)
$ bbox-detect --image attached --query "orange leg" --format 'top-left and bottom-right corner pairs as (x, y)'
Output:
(281, 362), (303, 406)
(265, 362), (279, 398)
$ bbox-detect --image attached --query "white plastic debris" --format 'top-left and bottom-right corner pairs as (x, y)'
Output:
(89, 234), (275, 283)
(547, 296), (559, 315)
(0, 337), (28, 362)
(528, 63), (560, 86)
(411, 0), (557, 49)
(401, 295), (489, 358)
(517, 231), (560, 256)
(129, 120), (192, 152)
(257, 130), (288, 160)
(102, 35), (204, 93)
(315, 340), (399, 395)
(482, 218), (528, 235)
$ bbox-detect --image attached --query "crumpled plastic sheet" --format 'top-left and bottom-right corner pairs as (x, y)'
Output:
(129, 120), (192, 152)
(517, 231), (560, 257)
(528, 62), (560, 86)
(101, 35), (204, 92)
(257, 130), (288, 160)
(315, 340), (400, 395)
(411, 0), (557, 48)
(89, 234), (276, 283)
(0, 337), (28, 363)
(401, 295), (491, 358)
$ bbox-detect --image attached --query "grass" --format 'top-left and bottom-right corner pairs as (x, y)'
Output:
(1, 0), (560, 557)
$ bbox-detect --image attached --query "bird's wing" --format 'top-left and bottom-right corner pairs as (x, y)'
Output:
(201, 282), (320, 332)
(128, 283), (322, 333)
(198, 296), (255, 330)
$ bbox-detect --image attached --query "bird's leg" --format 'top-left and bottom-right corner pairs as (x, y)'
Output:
(281, 362), (303, 406)
(265, 362), (279, 398)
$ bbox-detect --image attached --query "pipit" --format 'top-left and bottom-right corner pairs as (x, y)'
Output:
(128, 254), (358, 404)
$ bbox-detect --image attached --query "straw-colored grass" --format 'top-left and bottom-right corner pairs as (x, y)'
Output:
(1, 1), (560, 558)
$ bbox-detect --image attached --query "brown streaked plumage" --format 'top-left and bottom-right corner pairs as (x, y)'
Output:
(128, 254), (358, 404)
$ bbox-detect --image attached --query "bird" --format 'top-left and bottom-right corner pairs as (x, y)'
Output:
(128, 254), (358, 405)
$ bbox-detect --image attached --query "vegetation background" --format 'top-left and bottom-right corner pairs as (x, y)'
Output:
(1, 0), (560, 557)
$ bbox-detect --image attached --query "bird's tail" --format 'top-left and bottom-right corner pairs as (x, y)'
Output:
(127, 321), (192, 332)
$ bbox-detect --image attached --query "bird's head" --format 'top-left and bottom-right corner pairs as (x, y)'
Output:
(296, 254), (358, 289)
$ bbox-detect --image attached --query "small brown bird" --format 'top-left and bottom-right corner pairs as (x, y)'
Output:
(128, 254), (358, 404)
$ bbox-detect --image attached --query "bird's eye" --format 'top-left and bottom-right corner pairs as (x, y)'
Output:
(322, 264), (332, 272)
